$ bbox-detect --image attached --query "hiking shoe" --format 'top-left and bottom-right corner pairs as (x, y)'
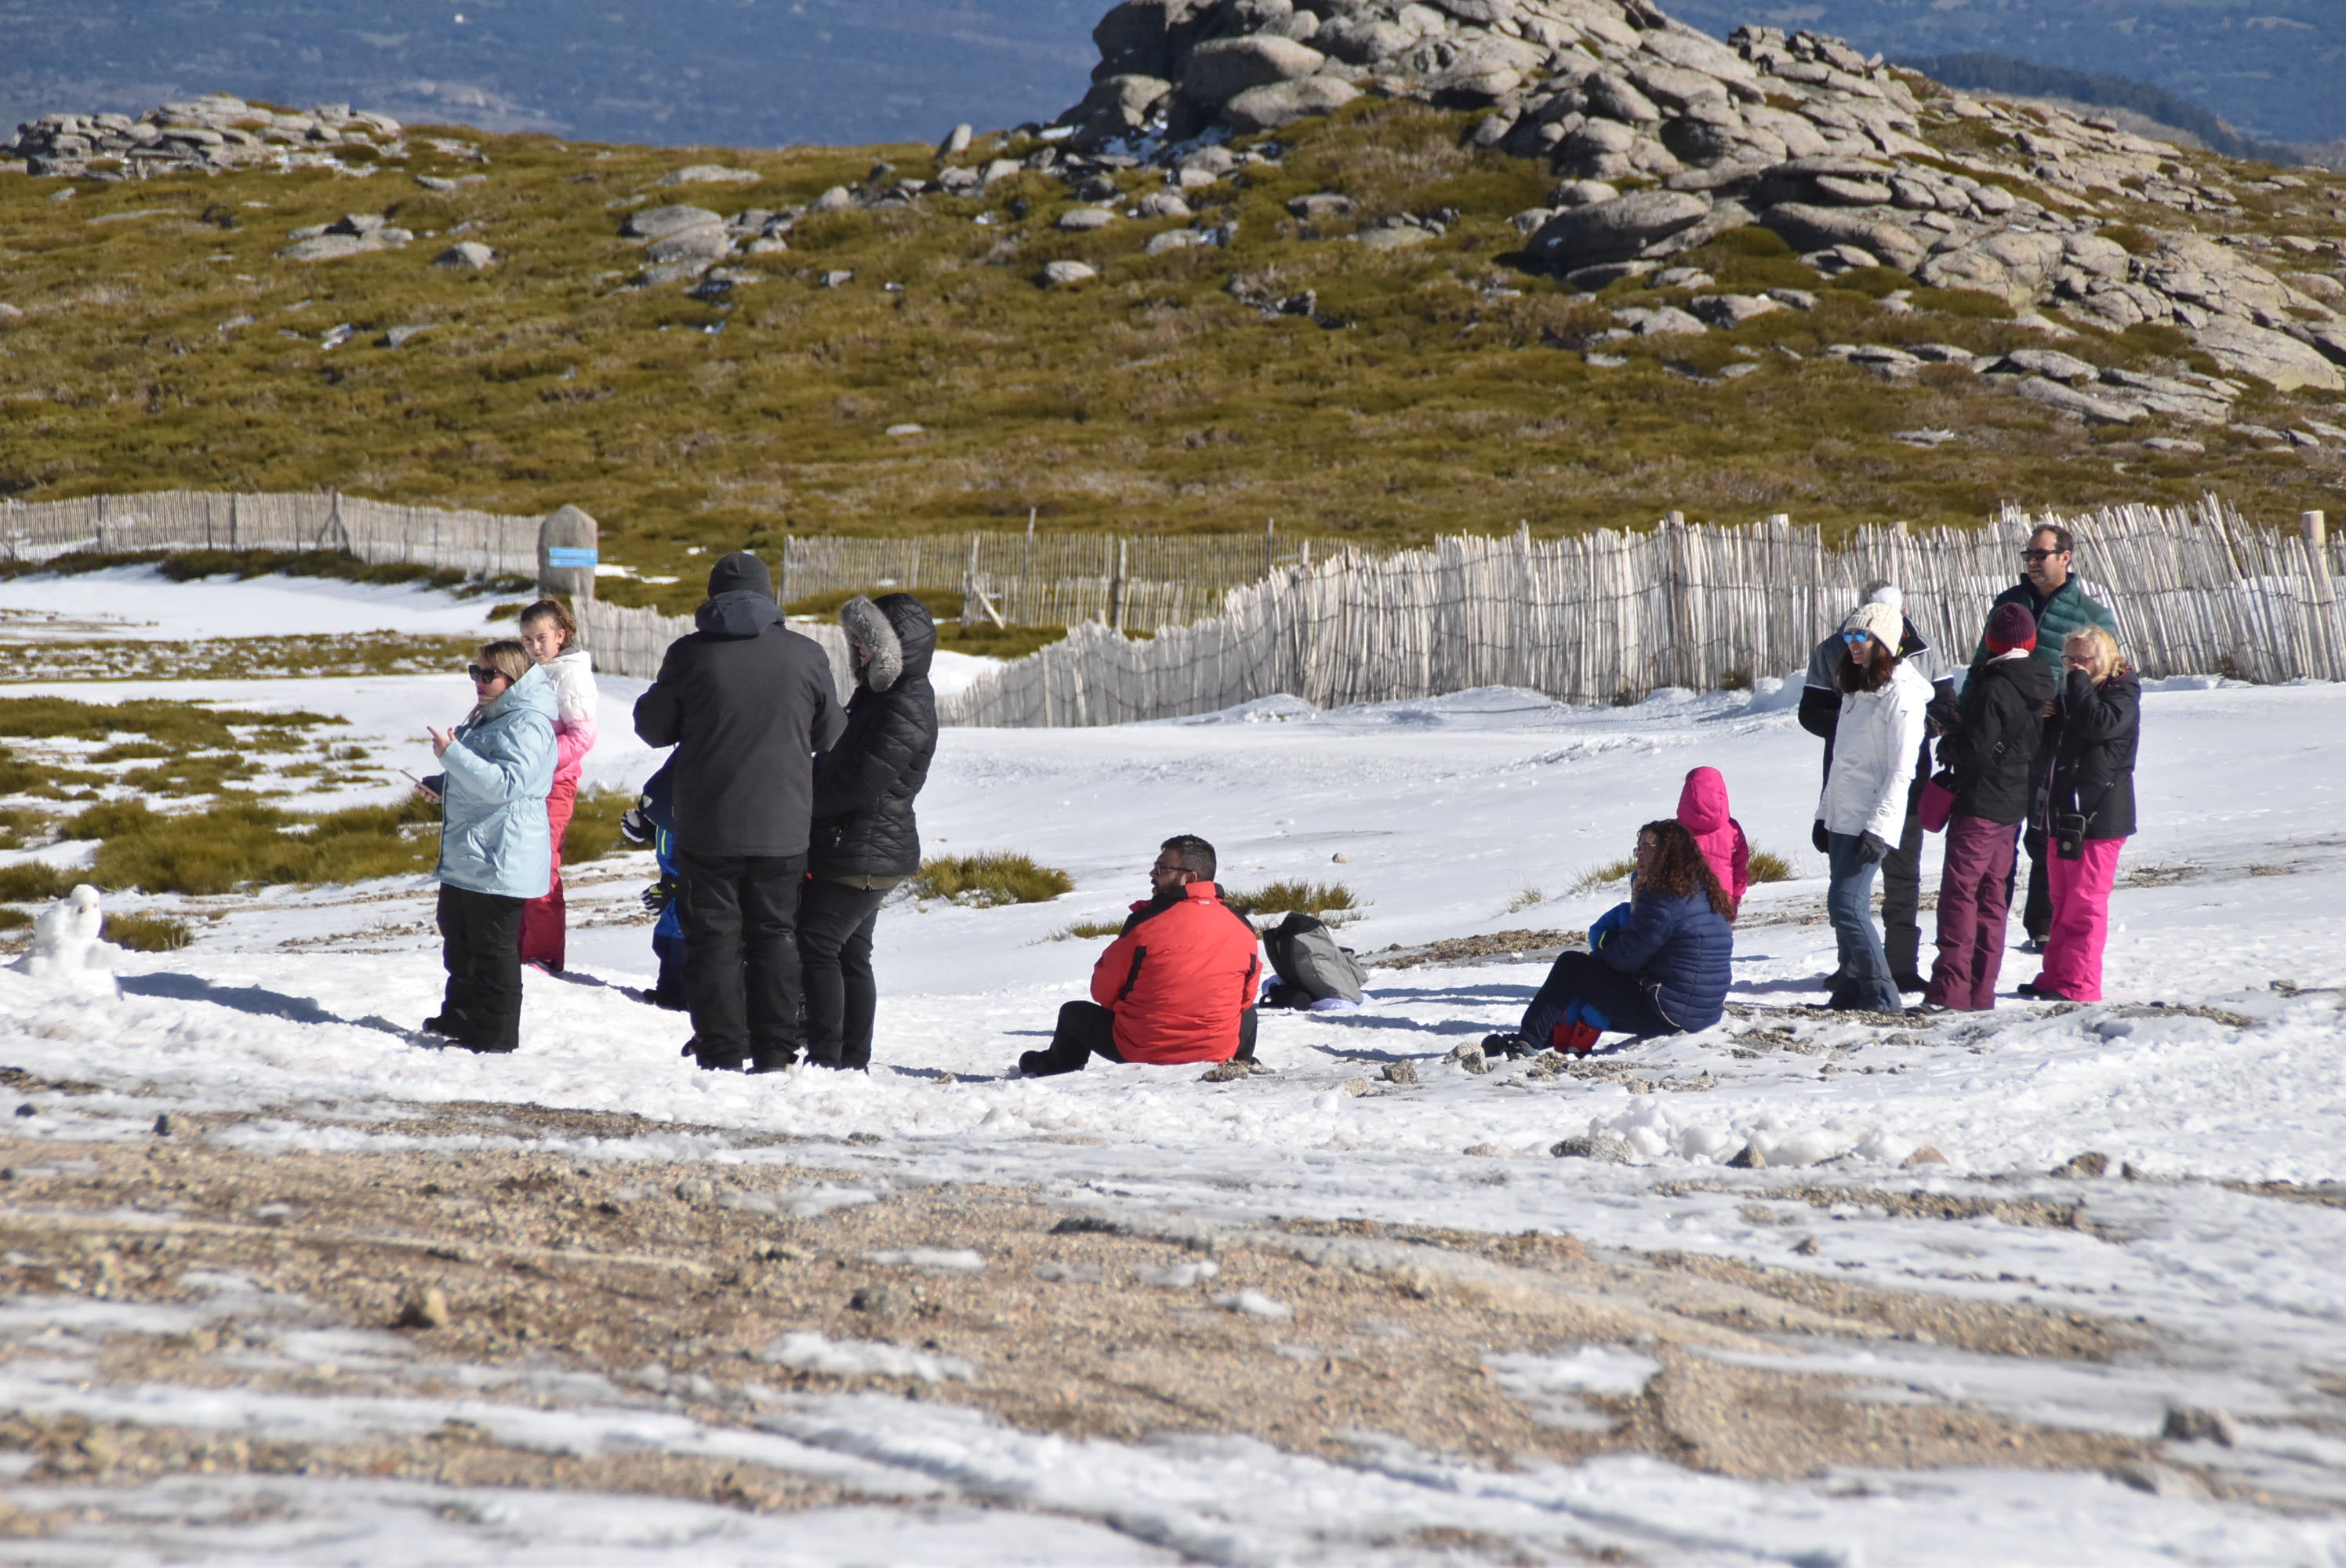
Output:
(1015, 1051), (1050, 1077)
(1480, 1033), (1531, 1061)
(1891, 973), (1928, 993)
(2017, 937), (2046, 956)
(1906, 1002), (1951, 1018)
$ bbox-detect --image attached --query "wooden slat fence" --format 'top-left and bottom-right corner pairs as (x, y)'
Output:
(0, 490), (540, 576)
(941, 498), (2346, 728)
(578, 598), (856, 701)
(783, 530), (1317, 633)
(0, 492), (1320, 635)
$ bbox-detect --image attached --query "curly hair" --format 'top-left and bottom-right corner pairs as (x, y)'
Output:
(1636, 819), (1733, 918)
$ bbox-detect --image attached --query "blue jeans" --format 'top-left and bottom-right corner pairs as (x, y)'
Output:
(1827, 832), (1900, 1012)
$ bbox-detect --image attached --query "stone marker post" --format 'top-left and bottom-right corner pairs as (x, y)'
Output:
(538, 505), (599, 645)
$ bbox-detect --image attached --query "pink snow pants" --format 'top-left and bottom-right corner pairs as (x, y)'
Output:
(2036, 835), (2125, 1002)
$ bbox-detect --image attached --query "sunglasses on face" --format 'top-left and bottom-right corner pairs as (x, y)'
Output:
(2020, 548), (2064, 563)
(1840, 631), (1872, 645)
(466, 665), (510, 684)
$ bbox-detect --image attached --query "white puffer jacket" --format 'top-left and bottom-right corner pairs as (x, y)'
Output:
(540, 646), (600, 789)
(1818, 659), (1930, 844)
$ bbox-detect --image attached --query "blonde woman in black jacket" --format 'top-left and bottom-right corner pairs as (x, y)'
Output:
(799, 593), (939, 1071)
(2023, 625), (2140, 1004)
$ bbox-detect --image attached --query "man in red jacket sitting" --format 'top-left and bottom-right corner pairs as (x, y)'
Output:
(1018, 834), (1262, 1076)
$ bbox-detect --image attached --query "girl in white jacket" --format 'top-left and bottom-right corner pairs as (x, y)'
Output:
(1817, 601), (1930, 1013)
(517, 600), (599, 971)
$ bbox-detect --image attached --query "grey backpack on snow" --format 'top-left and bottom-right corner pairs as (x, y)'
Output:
(1261, 910), (1366, 1007)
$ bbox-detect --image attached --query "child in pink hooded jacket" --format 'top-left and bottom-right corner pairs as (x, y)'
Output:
(1676, 767), (1750, 921)
(518, 600), (597, 971)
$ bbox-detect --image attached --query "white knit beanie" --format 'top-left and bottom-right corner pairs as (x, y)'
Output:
(1866, 580), (1904, 612)
(1841, 601), (1903, 648)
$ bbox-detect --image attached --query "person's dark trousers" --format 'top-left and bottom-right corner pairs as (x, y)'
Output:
(1880, 787), (1927, 988)
(433, 884), (525, 1052)
(677, 848), (808, 1071)
(649, 931), (689, 1011)
(800, 878), (889, 1070)
(1825, 832), (1901, 1013)
(2020, 825), (2053, 945)
(1519, 949), (1672, 1047)
(1019, 1000), (1255, 1076)
(1925, 814), (2019, 1011)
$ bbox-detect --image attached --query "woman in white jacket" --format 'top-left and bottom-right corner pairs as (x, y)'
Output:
(1816, 601), (1930, 1013)
(517, 600), (598, 972)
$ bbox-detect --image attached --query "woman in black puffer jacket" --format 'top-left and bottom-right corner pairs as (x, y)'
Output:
(799, 593), (939, 1069)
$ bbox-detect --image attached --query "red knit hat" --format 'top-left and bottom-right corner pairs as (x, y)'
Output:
(1985, 601), (2038, 655)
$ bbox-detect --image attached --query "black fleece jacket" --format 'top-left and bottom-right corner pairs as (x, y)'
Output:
(809, 593), (939, 879)
(1936, 652), (2055, 825)
(633, 552), (844, 858)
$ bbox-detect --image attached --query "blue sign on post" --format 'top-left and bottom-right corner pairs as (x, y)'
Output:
(545, 546), (599, 569)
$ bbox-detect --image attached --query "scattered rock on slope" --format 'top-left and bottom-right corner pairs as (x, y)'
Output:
(1045, 0), (2346, 391)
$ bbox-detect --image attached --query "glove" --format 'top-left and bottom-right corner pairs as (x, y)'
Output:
(619, 806), (652, 846)
(641, 877), (675, 915)
(1857, 831), (1890, 865)
(1811, 819), (1830, 854)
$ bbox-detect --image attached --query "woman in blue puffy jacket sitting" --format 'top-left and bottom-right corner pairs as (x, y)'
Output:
(1486, 819), (1734, 1058)
(414, 640), (557, 1053)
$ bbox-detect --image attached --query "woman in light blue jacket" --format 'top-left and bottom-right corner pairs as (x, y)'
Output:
(416, 641), (556, 1052)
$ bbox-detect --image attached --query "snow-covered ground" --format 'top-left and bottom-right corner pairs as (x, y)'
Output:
(7, 572), (2346, 1563)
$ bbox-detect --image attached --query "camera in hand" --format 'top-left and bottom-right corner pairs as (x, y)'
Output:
(2054, 811), (2088, 860)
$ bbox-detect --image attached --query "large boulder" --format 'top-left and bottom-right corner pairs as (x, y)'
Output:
(1527, 190), (1711, 272)
(1222, 75), (1360, 132)
(2191, 319), (2346, 393)
(1917, 230), (2066, 308)
(1091, 0), (1215, 80)
(1760, 202), (1928, 274)
(1183, 36), (1326, 102)
(623, 205), (724, 241)
(1061, 74), (1173, 146)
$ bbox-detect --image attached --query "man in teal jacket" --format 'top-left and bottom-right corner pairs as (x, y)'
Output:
(419, 644), (557, 1052)
(1974, 524), (2119, 949)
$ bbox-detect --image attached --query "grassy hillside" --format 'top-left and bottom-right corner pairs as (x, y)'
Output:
(2, 98), (2343, 608)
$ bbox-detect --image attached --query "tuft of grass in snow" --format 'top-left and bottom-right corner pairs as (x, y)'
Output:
(0, 863), (71, 902)
(0, 809), (51, 851)
(910, 852), (1073, 907)
(1224, 880), (1359, 920)
(561, 786), (638, 867)
(104, 912), (191, 952)
(0, 907), (30, 931)
(0, 695), (340, 750)
(1570, 858), (1635, 896)
(1500, 886), (1544, 915)
(1049, 917), (1128, 942)
(1747, 848), (1796, 884)
(0, 633), (481, 685)
(67, 795), (442, 895)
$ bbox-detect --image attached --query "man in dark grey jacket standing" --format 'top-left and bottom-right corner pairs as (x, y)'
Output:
(634, 552), (844, 1073)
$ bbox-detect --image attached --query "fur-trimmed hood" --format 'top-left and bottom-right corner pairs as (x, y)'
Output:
(838, 592), (936, 692)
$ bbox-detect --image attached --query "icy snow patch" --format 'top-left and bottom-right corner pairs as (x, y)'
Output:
(761, 1333), (973, 1384)
(863, 1247), (986, 1274)
(1486, 1345), (1661, 1432)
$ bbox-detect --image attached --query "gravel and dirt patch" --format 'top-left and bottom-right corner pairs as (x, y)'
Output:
(0, 1091), (2202, 1539)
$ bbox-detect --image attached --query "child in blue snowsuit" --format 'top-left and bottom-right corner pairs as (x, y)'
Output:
(622, 760), (688, 1010)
